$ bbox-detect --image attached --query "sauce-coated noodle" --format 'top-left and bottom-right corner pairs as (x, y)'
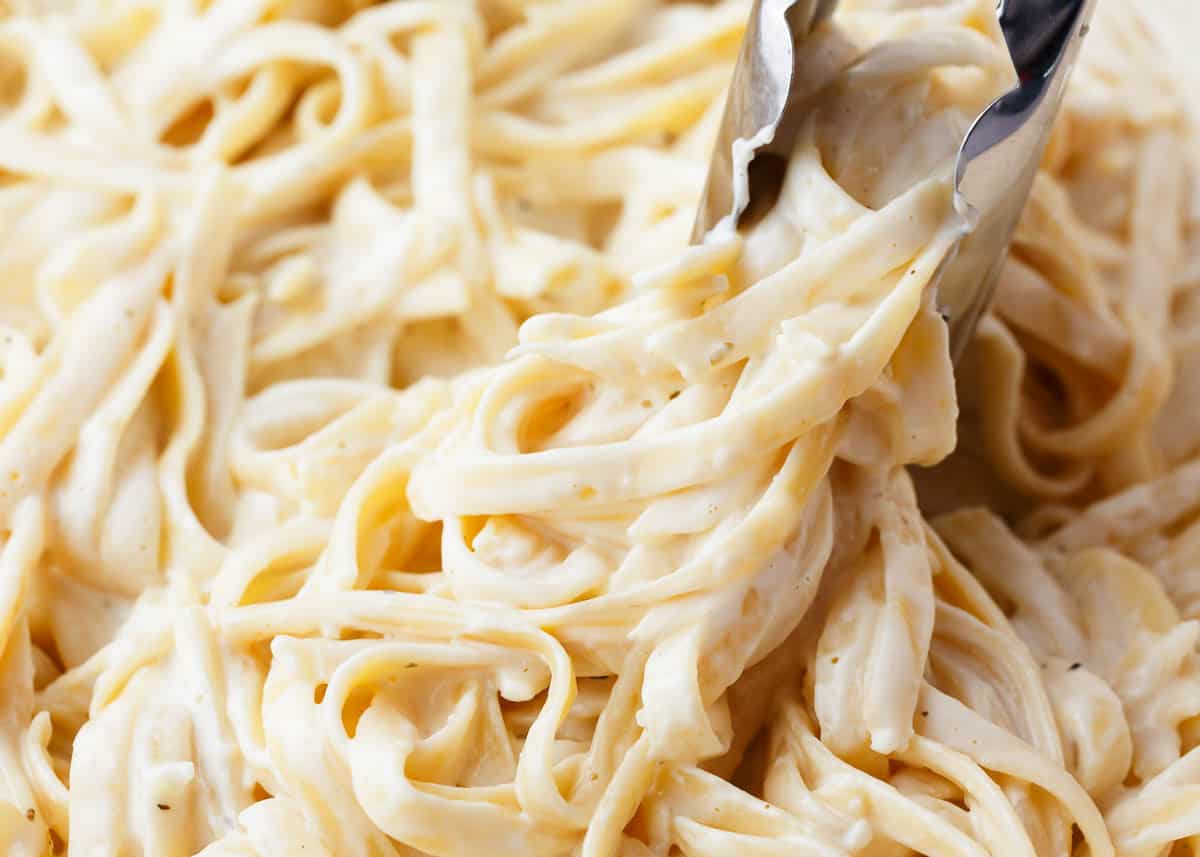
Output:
(0, 2), (1197, 856)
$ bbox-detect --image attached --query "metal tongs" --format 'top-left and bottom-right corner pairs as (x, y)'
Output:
(693, 0), (1098, 359)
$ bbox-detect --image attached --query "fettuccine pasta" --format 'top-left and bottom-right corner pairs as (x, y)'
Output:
(0, 1), (1197, 856)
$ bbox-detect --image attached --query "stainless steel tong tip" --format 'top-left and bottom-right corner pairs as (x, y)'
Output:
(694, 0), (1099, 359)
(690, 0), (836, 242)
(941, 0), (1098, 358)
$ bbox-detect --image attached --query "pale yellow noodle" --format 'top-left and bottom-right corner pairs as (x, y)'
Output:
(0, 2), (1198, 857)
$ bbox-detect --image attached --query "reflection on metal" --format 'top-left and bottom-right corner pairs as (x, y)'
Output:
(942, 0), (1099, 359)
(693, 0), (1098, 360)
(690, 0), (836, 242)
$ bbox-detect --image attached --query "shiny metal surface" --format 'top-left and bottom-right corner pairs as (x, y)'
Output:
(941, 0), (1099, 358)
(690, 0), (836, 241)
(693, 0), (1097, 359)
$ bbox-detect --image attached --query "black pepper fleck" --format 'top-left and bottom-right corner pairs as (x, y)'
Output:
(157, 803), (171, 811)
(1069, 662), (1082, 671)
(25, 808), (35, 821)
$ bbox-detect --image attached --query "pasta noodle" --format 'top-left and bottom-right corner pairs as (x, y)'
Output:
(0, 1), (1197, 856)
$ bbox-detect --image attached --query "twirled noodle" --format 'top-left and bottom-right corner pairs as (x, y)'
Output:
(0, 1), (1198, 856)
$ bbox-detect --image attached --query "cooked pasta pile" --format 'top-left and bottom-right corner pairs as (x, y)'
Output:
(0, 1), (1199, 855)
